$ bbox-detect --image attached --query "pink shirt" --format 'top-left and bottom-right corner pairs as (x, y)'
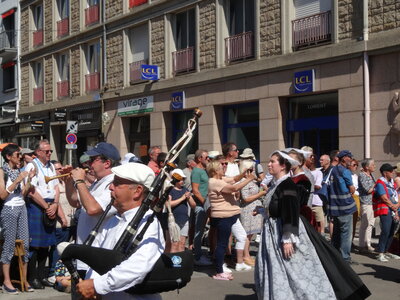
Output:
(208, 178), (240, 218)
(147, 160), (160, 174)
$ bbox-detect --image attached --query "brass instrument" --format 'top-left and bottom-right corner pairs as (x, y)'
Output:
(44, 168), (89, 184)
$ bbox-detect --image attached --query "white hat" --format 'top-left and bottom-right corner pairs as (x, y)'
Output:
(21, 148), (34, 155)
(111, 163), (155, 189)
(171, 168), (186, 178)
(121, 153), (135, 164)
(240, 148), (256, 160)
(208, 150), (220, 159)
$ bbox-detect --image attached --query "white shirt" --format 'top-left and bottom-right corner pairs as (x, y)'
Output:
(26, 159), (58, 199)
(311, 169), (323, 206)
(352, 173), (359, 196)
(225, 162), (240, 178)
(4, 177), (25, 206)
(86, 207), (165, 300)
(77, 173), (116, 271)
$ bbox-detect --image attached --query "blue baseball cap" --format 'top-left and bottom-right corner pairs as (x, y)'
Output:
(337, 150), (353, 159)
(85, 142), (121, 161)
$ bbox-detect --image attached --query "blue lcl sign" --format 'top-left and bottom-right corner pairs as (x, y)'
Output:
(294, 69), (315, 94)
(170, 91), (185, 111)
(141, 65), (160, 80)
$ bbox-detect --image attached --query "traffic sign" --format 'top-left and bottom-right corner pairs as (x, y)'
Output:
(67, 121), (78, 134)
(65, 144), (78, 150)
(66, 133), (77, 144)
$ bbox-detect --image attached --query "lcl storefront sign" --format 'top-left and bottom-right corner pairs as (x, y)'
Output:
(294, 69), (315, 94)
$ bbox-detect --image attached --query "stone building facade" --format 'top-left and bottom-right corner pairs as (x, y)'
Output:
(16, 0), (400, 169)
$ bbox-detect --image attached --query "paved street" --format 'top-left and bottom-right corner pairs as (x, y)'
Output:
(2, 235), (399, 300)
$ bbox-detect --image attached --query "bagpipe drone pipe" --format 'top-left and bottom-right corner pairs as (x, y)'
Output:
(60, 109), (201, 294)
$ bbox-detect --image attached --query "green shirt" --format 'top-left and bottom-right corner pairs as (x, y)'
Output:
(191, 167), (209, 205)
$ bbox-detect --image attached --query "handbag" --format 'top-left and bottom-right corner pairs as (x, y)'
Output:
(316, 168), (333, 203)
(43, 212), (57, 227)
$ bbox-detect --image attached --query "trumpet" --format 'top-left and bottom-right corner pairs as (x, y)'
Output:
(44, 168), (89, 184)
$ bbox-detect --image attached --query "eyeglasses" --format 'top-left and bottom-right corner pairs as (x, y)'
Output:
(221, 162), (228, 166)
(89, 156), (102, 164)
(352, 164), (358, 167)
(41, 149), (53, 154)
(55, 168), (62, 171)
(14, 152), (22, 157)
(231, 149), (239, 152)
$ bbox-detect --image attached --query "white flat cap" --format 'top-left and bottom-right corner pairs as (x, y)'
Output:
(111, 162), (155, 189)
(171, 168), (186, 178)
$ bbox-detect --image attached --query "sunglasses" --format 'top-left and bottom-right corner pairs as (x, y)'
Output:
(231, 149), (239, 152)
(221, 162), (228, 166)
(352, 164), (358, 167)
(41, 149), (53, 154)
(55, 168), (62, 171)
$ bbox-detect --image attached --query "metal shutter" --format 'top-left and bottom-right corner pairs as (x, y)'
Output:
(294, 0), (331, 19)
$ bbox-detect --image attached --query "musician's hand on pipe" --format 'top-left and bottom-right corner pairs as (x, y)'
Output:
(70, 168), (86, 182)
(61, 165), (74, 182)
(77, 279), (98, 299)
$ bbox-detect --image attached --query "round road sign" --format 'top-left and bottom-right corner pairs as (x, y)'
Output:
(66, 133), (77, 145)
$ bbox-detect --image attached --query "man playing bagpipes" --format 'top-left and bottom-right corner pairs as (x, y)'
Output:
(77, 162), (165, 300)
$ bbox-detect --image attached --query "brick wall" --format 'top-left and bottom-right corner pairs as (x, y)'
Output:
(106, 0), (123, 20)
(260, 0), (281, 57)
(71, 0), (80, 35)
(338, 0), (363, 40)
(21, 8), (29, 54)
(44, 55), (53, 102)
(70, 46), (81, 97)
(20, 64), (30, 108)
(199, 0), (216, 70)
(370, 0), (400, 33)
(44, 0), (53, 44)
(106, 32), (124, 90)
(151, 16), (165, 78)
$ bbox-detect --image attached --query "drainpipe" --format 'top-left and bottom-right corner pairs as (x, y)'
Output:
(16, 4), (21, 124)
(101, 0), (107, 140)
(363, 0), (370, 158)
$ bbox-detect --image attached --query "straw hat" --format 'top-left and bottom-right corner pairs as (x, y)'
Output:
(239, 148), (256, 160)
(394, 162), (400, 173)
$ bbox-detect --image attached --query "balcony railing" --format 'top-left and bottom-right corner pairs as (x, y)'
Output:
(292, 11), (332, 50)
(33, 87), (44, 104)
(130, 59), (147, 84)
(225, 31), (254, 64)
(85, 72), (100, 92)
(57, 80), (69, 98)
(129, 0), (148, 8)
(33, 29), (43, 47)
(0, 30), (16, 50)
(172, 47), (195, 75)
(57, 18), (69, 38)
(85, 4), (99, 26)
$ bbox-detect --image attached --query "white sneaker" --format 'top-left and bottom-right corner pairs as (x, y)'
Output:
(235, 262), (252, 271)
(222, 263), (232, 273)
(376, 253), (389, 262)
(385, 253), (400, 260)
(47, 275), (56, 284)
(194, 255), (213, 266)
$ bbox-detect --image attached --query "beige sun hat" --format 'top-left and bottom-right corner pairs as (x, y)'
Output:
(394, 162), (400, 173)
(239, 148), (256, 160)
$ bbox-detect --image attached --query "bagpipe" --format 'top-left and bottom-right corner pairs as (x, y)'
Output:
(59, 109), (202, 295)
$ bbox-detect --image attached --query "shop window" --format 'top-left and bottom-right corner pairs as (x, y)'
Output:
(172, 111), (199, 168)
(128, 23), (149, 84)
(2, 61), (16, 91)
(223, 102), (259, 160)
(129, 116), (150, 163)
(172, 9), (196, 75)
(286, 93), (338, 158)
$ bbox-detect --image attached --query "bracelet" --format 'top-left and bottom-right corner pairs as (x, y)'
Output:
(74, 179), (86, 189)
(5, 186), (12, 194)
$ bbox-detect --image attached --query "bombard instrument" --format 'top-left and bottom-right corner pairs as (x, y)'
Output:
(60, 109), (201, 294)
(44, 168), (89, 184)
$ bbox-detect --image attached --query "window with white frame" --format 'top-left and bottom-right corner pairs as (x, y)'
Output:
(128, 23), (149, 83)
(57, 53), (69, 81)
(86, 42), (100, 74)
(33, 61), (43, 87)
(58, 0), (69, 19)
(33, 4), (43, 31)
(175, 9), (195, 50)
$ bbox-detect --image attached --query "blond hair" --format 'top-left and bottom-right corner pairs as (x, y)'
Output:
(206, 160), (221, 178)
